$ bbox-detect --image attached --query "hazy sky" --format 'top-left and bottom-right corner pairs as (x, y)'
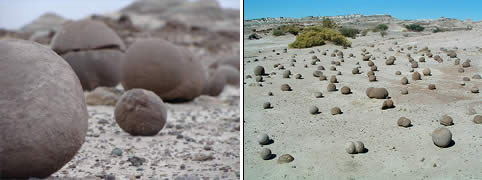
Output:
(0, 0), (240, 30)
(244, 0), (482, 21)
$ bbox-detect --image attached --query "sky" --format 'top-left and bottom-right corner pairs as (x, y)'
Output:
(244, 0), (482, 21)
(0, 0), (240, 30)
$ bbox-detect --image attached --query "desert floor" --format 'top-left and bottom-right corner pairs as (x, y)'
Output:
(51, 86), (240, 180)
(243, 30), (481, 179)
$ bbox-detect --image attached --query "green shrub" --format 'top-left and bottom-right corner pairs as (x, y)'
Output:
(373, 24), (389, 32)
(322, 17), (337, 29)
(272, 29), (285, 36)
(405, 24), (424, 32)
(289, 27), (351, 48)
(339, 27), (360, 39)
(280, 25), (301, 35)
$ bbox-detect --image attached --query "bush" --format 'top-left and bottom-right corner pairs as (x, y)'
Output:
(405, 24), (424, 32)
(322, 17), (337, 29)
(289, 27), (351, 48)
(339, 27), (360, 39)
(272, 29), (285, 36)
(373, 24), (388, 32)
(280, 25), (301, 35)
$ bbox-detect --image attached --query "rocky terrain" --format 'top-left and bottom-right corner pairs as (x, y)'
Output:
(244, 15), (481, 179)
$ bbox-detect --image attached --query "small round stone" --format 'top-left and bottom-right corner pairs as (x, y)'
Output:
(432, 127), (452, 148)
(331, 107), (342, 115)
(397, 117), (411, 127)
(428, 84), (436, 90)
(327, 83), (337, 92)
(473, 115), (482, 124)
(345, 142), (356, 154)
(309, 106), (319, 114)
(257, 133), (270, 145)
(314, 92), (323, 98)
(440, 115), (454, 126)
(471, 87), (479, 93)
(263, 102), (271, 109)
(259, 148), (272, 160)
(354, 141), (365, 153)
(340, 86), (351, 94)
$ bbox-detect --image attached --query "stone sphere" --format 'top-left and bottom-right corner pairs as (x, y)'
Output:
(354, 141), (365, 153)
(423, 68), (431, 76)
(395, 71), (402, 75)
(281, 84), (292, 91)
(314, 92), (323, 98)
(309, 106), (319, 114)
(257, 133), (270, 145)
(428, 84), (436, 90)
(366, 87), (389, 99)
(263, 102), (271, 109)
(440, 115), (454, 126)
(327, 83), (337, 92)
(120, 38), (206, 102)
(51, 19), (126, 91)
(471, 87), (479, 93)
(202, 68), (227, 96)
(254, 66), (265, 75)
(114, 89), (167, 136)
(412, 72), (421, 80)
(0, 39), (88, 179)
(432, 127), (452, 148)
(368, 75), (377, 82)
(382, 99), (395, 109)
(401, 88), (408, 95)
(397, 117), (411, 127)
(340, 86), (351, 94)
(473, 115), (482, 124)
(345, 142), (356, 154)
(331, 107), (342, 115)
(260, 148), (272, 160)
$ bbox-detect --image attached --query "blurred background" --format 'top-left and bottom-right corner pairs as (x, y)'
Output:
(0, 0), (240, 61)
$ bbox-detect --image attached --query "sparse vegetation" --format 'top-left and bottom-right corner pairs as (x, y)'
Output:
(272, 29), (285, 36)
(322, 17), (337, 29)
(338, 27), (360, 39)
(280, 25), (301, 35)
(373, 24), (389, 32)
(289, 26), (351, 48)
(405, 24), (425, 32)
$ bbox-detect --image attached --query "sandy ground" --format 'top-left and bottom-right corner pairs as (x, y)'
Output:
(49, 86), (240, 180)
(243, 30), (482, 179)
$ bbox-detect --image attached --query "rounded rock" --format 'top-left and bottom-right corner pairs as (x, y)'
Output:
(354, 141), (365, 153)
(0, 39), (88, 179)
(432, 127), (452, 148)
(114, 89), (168, 136)
(260, 148), (272, 160)
(257, 133), (270, 145)
(345, 142), (356, 154)
(397, 117), (411, 127)
(440, 115), (453, 126)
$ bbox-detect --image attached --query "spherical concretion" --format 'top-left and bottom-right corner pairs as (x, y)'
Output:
(367, 87), (389, 99)
(327, 83), (337, 92)
(61, 49), (124, 91)
(295, 74), (302, 79)
(331, 107), (342, 115)
(367, 71), (375, 76)
(254, 66), (265, 75)
(313, 70), (323, 77)
(471, 87), (479, 93)
(458, 68), (465, 73)
(314, 92), (323, 98)
(473, 115), (482, 124)
(330, 75), (338, 83)
(318, 66), (325, 70)
(352, 68), (360, 74)
(257, 133), (270, 145)
(201, 68), (227, 96)
(367, 61), (374, 67)
(354, 141), (365, 153)
(217, 65), (239, 86)
(50, 19), (126, 54)
(120, 38), (206, 102)
(319, 75), (327, 81)
(345, 142), (356, 154)
(309, 106), (319, 114)
(412, 72), (421, 80)
(419, 57), (425, 62)
(454, 59), (460, 65)
(283, 70), (291, 78)
(330, 66), (336, 71)
(114, 89), (167, 136)
(428, 84), (436, 90)
(473, 74), (481, 79)
(398, 117), (411, 127)
(423, 68), (431, 76)
(461, 77), (469, 81)
(341, 86), (351, 94)
(0, 39), (88, 179)
(462, 61), (470, 68)
(371, 65), (378, 71)
(281, 84), (292, 91)
(260, 148), (272, 160)
(401, 88), (408, 95)
(432, 127), (452, 148)
(382, 99), (394, 109)
(263, 102), (271, 109)
(395, 71), (402, 75)
(368, 75), (377, 82)
(440, 115), (453, 126)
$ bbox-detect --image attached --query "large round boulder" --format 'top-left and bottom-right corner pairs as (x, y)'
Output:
(120, 38), (206, 102)
(50, 19), (126, 91)
(0, 39), (88, 179)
